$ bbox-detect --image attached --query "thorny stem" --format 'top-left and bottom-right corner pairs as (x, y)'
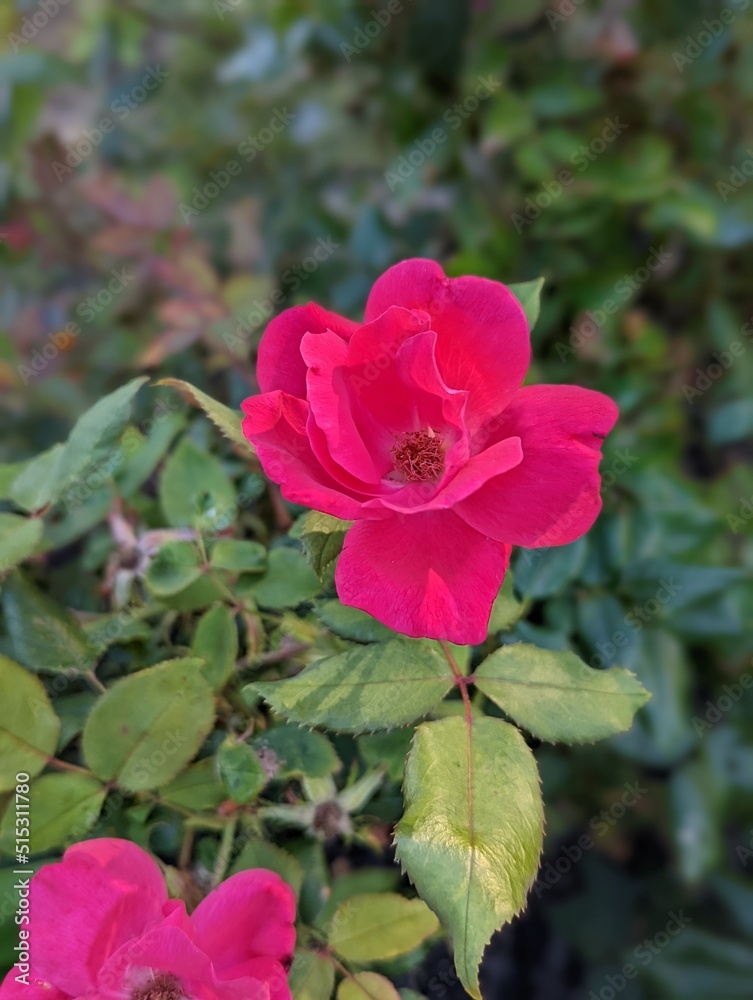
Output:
(439, 639), (473, 726)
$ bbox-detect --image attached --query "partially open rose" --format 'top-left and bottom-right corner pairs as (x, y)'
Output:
(242, 258), (617, 643)
(0, 838), (295, 1000)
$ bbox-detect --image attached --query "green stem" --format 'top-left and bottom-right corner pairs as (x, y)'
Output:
(211, 817), (238, 888)
(85, 670), (107, 694)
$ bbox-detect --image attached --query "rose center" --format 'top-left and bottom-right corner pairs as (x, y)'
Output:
(391, 429), (445, 483)
(131, 973), (186, 1000)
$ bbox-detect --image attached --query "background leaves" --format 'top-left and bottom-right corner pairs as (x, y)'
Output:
(0, 0), (752, 995)
(82, 658), (215, 791)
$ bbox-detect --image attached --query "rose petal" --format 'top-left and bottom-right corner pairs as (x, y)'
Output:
(241, 391), (371, 519)
(365, 436), (522, 514)
(257, 304), (358, 397)
(336, 511), (511, 643)
(456, 385), (619, 546)
(302, 318), (473, 494)
(346, 309), (462, 435)
(301, 329), (387, 484)
(28, 839), (167, 996)
(392, 330), (470, 470)
(0, 973), (69, 1000)
(191, 869), (296, 973)
(217, 957), (291, 1000)
(344, 307), (439, 463)
(98, 925), (269, 1000)
(364, 259), (530, 431)
(348, 307), (429, 432)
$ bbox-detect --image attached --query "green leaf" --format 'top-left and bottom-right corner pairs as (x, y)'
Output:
(144, 540), (202, 597)
(530, 82), (601, 118)
(159, 758), (224, 812)
(329, 893), (439, 963)
(394, 716), (543, 999)
(475, 644), (650, 743)
(58, 377), (148, 484)
(1, 572), (94, 673)
(211, 538), (266, 573)
(291, 511), (352, 580)
(250, 639), (454, 733)
(55, 692), (97, 751)
(670, 760), (722, 884)
(289, 950), (336, 1000)
(192, 604), (239, 691)
(116, 409), (185, 498)
(218, 738), (267, 803)
(643, 929), (753, 1000)
(514, 540), (587, 599)
(0, 460), (29, 499)
(249, 547), (321, 609)
(160, 575), (227, 611)
(0, 772), (106, 854)
(156, 378), (253, 454)
(315, 870), (402, 930)
(82, 658), (215, 791)
(338, 769), (384, 814)
(316, 600), (395, 643)
(487, 574), (524, 633)
(576, 593), (639, 669)
(40, 483), (115, 551)
(0, 513), (43, 573)
(82, 610), (153, 653)
(253, 724), (339, 779)
(7, 445), (64, 512)
(0, 654), (61, 791)
(358, 728), (414, 782)
(160, 437), (237, 532)
(337, 972), (400, 1000)
(610, 628), (695, 767)
(231, 839), (304, 897)
(508, 277), (544, 331)
(708, 398), (753, 446)
(9, 378), (147, 512)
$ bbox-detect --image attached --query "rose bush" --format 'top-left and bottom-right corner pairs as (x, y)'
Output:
(0, 839), (295, 1000)
(242, 258), (618, 643)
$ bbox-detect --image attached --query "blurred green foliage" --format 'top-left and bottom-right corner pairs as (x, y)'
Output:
(1, 0), (753, 997)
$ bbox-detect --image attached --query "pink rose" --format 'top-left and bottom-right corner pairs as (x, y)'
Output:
(1, 838), (295, 1000)
(242, 258), (618, 643)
